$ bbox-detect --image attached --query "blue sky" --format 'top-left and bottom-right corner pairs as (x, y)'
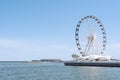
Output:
(0, 0), (120, 61)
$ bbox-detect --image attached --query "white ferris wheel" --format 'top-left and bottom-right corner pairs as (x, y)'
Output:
(73, 16), (110, 61)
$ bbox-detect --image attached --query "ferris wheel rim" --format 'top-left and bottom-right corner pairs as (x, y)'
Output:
(75, 15), (106, 56)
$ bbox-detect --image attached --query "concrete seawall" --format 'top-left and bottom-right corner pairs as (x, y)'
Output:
(64, 61), (120, 67)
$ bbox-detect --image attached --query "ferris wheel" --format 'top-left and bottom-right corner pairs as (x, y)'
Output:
(75, 16), (106, 57)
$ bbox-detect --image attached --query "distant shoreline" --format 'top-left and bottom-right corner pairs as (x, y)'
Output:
(0, 59), (65, 62)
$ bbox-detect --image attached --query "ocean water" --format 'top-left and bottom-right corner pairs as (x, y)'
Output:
(0, 62), (120, 80)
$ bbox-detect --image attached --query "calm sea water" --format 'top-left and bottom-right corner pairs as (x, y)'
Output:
(0, 62), (120, 80)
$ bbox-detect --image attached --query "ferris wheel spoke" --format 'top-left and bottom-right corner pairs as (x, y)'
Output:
(86, 40), (92, 55)
(84, 40), (90, 55)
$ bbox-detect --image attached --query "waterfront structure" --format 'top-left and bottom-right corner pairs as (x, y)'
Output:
(40, 59), (62, 62)
(31, 59), (63, 62)
(64, 16), (120, 67)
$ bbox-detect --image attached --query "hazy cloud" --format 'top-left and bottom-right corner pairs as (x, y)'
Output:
(0, 38), (74, 53)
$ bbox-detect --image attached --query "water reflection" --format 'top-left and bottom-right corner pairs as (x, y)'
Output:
(68, 66), (120, 80)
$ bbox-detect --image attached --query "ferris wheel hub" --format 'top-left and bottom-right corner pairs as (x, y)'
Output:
(87, 34), (95, 41)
